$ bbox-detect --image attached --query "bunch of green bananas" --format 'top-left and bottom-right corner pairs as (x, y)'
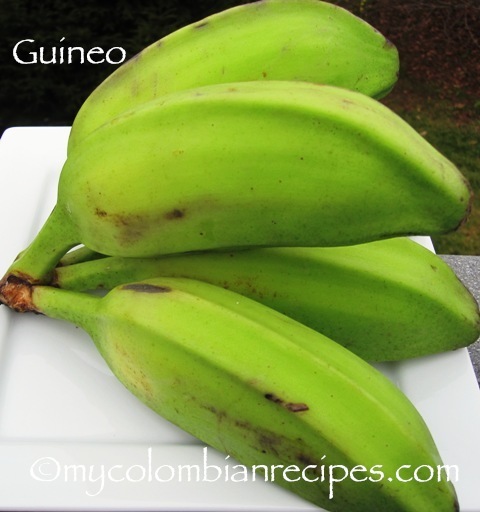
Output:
(0, 1), (478, 510)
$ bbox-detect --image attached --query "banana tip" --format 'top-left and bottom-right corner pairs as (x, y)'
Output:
(453, 185), (475, 232)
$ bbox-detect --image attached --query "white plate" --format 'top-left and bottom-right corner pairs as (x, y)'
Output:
(0, 127), (479, 511)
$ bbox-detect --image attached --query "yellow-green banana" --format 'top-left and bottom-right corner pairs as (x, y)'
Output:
(59, 246), (106, 266)
(0, 81), (471, 310)
(52, 237), (480, 362)
(28, 277), (458, 511)
(68, 0), (399, 152)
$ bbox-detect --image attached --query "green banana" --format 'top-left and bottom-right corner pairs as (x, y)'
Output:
(27, 277), (458, 511)
(68, 0), (400, 152)
(59, 245), (107, 266)
(0, 81), (471, 310)
(52, 237), (480, 362)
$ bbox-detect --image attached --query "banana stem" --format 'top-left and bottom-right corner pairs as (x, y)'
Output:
(0, 205), (79, 311)
(59, 246), (107, 266)
(31, 285), (100, 333)
(54, 256), (158, 291)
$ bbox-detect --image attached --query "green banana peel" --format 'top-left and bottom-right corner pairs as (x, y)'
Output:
(28, 277), (459, 511)
(68, 0), (400, 152)
(52, 238), (480, 362)
(0, 82), (472, 311)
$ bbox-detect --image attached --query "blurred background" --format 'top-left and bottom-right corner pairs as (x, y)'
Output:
(0, 0), (479, 254)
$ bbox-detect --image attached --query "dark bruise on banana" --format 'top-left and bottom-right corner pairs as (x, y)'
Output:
(264, 392), (310, 413)
(112, 339), (155, 402)
(202, 402), (322, 473)
(122, 283), (172, 293)
(199, 398), (354, 505)
(164, 208), (186, 220)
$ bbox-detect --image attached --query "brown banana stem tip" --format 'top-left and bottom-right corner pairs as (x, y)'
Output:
(0, 274), (35, 313)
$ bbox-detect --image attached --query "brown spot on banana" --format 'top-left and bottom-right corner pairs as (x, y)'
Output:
(121, 283), (172, 293)
(264, 393), (283, 404)
(265, 393), (309, 412)
(258, 433), (282, 457)
(286, 402), (309, 413)
(95, 208), (107, 217)
(164, 208), (185, 220)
